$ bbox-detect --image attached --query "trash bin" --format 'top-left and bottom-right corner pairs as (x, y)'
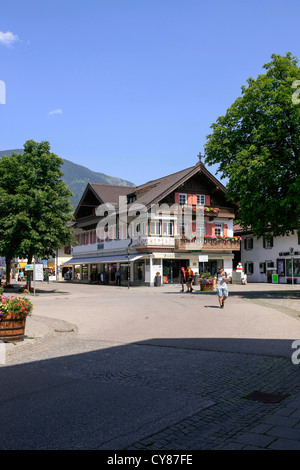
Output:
(154, 275), (161, 286)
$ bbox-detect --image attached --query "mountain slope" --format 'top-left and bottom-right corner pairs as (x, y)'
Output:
(0, 149), (135, 209)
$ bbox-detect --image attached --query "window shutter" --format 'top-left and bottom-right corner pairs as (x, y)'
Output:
(188, 194), (197, 205)
(205, 195), (210, 206)
(206, 223), (215, 236)
(174, 192), (179, 204)
(250, 238), (253, 249)
(223, 224), (228, 237)
(270, 237), (273, 247)
(244, 238), (247, 250)
(81, 233), (85, 245)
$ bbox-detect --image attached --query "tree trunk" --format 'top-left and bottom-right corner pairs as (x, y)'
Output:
(5, 257), (11, 284)
(27, 254), (33, 288)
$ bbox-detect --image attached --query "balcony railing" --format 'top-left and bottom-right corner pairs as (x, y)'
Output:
(175, 237), (241, 251)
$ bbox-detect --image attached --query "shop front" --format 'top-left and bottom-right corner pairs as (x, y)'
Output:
(162, 259), (189, 284)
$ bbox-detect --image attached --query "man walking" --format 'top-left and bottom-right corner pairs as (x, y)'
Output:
(115, 269), (121, 286)
(213, 267), (230, 308)
(180, 267), (186, 292)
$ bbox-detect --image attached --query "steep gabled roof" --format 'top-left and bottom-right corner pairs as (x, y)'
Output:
(74, 161), (230, 220)
(74, 183), (135, 218)
(89, 183), (134, 204)
(128, 162), (227, 208)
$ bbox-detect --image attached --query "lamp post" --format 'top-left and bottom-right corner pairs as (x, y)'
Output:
(126, 247), (130, 289)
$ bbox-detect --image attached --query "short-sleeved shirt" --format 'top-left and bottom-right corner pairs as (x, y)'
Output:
(214, 273), (227, 288)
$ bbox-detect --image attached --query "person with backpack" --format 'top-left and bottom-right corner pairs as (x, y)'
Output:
(186, 266), (194, 293)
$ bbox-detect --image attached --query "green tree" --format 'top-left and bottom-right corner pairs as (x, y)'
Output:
(0, 140), (74, 283)
(204, 53), (300, 238)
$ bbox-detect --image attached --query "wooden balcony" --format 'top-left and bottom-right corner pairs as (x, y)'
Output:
(175, 237), (241, 252)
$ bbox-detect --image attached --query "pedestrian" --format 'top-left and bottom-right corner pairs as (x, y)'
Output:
(186, 266), (194, 293)
(180, 267), (186, 292)
(115, 269), (121, 286)
(213, 267), (230, 308)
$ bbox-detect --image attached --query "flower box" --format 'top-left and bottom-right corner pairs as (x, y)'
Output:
(0, 294), (33, 342)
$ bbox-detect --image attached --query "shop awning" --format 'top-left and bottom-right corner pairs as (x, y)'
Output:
(62, 254), (145, 266)
(18, 262), (27, 268)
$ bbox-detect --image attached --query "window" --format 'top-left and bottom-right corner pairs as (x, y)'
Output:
(151, 221), (161, 236)
(263, 237), (273, 249)
(259, 262), (266, 273)
(162, 221), (174, 236)
(179, 221), (188, 236)
(244, 238), (253, 250)
(91, 231), (96, 244)
(84, 233), (88, 245)
(245, 262), (254, 274)
(134, 222), (146, 237)
(196, 223), (205, 237)
(214, 223), (223, 237)
(179, 193), (187, 204)
(197, 194), (206, 205)
(64, 246), (71, 255)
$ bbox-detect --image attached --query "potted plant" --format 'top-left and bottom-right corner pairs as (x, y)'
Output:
(0, 294), (33, 342)
(198, 273), (215, 291)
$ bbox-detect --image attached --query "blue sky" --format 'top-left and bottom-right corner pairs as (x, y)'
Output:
(1, 0), (300, 185)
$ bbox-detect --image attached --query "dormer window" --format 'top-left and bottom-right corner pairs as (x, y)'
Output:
(128, 195), (136, 203)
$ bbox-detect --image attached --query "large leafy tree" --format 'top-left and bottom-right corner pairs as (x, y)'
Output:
(0, 140), (74, 282)
(204, 53), (300, 238)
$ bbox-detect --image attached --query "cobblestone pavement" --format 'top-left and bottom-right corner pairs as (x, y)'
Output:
(4, 315), (300, 450)
(2, 282), (300, 450)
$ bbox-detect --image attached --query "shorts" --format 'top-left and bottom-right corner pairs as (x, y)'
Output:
(216, 287), (229, 298)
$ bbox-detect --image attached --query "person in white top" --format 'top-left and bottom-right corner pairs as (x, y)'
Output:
(213, 267), (231, 309)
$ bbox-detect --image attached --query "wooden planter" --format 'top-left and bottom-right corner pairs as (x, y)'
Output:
(0, 317), (27, 342)
(200, 284), (214, 291)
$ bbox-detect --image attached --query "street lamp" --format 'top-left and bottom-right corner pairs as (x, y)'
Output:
(126, 247), (130, 289)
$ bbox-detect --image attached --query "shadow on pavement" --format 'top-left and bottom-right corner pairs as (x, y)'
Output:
(1, 334), (300, 450)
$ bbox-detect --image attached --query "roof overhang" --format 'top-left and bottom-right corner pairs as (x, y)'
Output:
(62, 254), (145, 265)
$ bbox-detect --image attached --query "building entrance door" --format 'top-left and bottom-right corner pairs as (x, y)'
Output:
(163, 260), (189, 283)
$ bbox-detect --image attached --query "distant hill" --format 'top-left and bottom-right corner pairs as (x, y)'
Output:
(0, 149), (135, 209)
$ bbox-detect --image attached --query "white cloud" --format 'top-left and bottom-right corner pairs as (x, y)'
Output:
(0, 31), (19, 47)
(48, 109), (63, 115)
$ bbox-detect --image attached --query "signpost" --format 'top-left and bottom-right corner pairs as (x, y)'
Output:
(290, 248), (294, 288)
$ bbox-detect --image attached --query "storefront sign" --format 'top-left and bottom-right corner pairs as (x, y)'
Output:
(132, 237), (175, 247)
(33, 264), (44, 281)
(199, 255), (209, 262)
(151, 253), (185, 259)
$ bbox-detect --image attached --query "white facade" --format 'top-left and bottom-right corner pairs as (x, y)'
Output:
(240, 231), (300, 283)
